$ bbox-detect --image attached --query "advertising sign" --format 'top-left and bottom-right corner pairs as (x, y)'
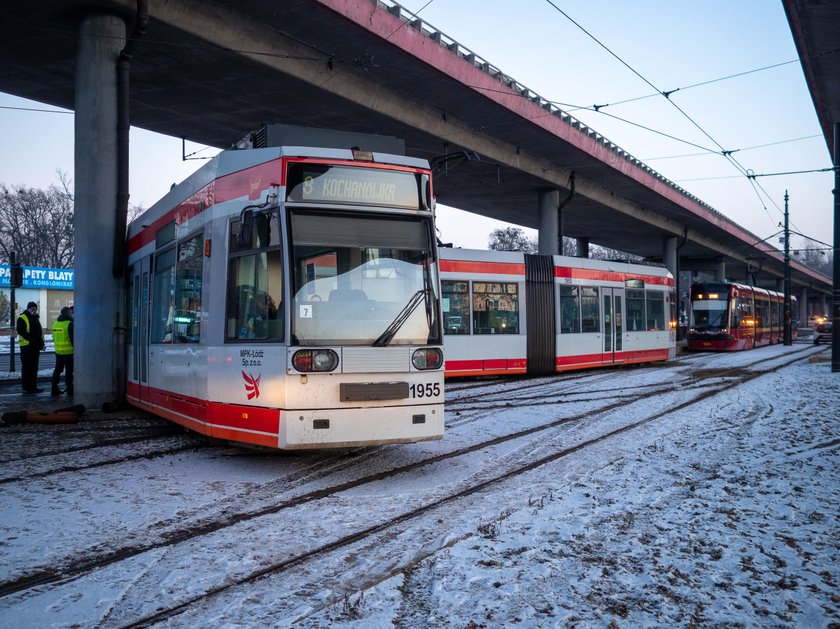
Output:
(0, 264), (75, 289)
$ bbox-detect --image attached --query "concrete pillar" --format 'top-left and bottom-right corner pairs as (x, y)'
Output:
(537, 189), (560, 255)
(575, 238), (589, 258)
(821, 294), (828, 316)
(776, 278), (785, 292)
(800, 287), (808, 325)
(662, 236), (678, 281)
(714, 259), (726, 282)
(74, 12), (125, 407)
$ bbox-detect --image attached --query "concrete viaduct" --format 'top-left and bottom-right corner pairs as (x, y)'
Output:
(0, 0), (836, 403)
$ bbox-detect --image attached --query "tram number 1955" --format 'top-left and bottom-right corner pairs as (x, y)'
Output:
(409, 382), (441, 398)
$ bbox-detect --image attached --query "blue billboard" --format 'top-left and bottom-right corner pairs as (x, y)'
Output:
(0, 264), (75, 289)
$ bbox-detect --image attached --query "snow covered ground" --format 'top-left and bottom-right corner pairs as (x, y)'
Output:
(0, 334), (54, 355)
(0, 343), (837, 627)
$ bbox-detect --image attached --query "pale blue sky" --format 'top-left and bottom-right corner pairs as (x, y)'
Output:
(0, 0), (833, 252)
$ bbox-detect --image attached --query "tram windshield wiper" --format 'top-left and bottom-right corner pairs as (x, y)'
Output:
(372, 289), (429, 347)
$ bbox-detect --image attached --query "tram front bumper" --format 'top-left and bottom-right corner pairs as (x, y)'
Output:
(278, 402), (444, 449)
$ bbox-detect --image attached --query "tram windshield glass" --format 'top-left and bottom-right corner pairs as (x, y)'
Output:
(690, 293), (729, 330)
(290, 210), (440, 346)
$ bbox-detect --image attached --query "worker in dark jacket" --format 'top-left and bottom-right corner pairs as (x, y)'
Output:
(17, 301), (45, 393)
(51, 305), (74, 396)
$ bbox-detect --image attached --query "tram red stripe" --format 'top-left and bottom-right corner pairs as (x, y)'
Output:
(125, 384), (281, 436)
(556, 353), (603, 368)
(127, 158), (284, 255)
(554, 267), (673, 286)
(446, 349), (669, 376)
(128, 157), (429, 256)
(438, 260), (672, 286)
(445, 358), (527, 372)
(439, 260), (526, 275)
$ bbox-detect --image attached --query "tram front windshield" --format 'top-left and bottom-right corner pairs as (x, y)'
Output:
(690, 295), (729, 330)
(290, 211), (440, 346)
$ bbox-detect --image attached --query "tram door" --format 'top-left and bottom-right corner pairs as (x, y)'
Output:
(602, 288), (624, 364)
(131, 255), (152, 402)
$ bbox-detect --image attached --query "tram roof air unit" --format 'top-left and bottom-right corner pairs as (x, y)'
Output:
(233, 123), (405, 155)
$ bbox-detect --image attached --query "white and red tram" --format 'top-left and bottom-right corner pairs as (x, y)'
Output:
(126, 145), (444, 449)
(439, 248), (676, 377)
(686, 282), (798, 351)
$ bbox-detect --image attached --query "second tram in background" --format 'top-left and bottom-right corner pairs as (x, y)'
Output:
(126, 135), (444, 450)
(440, 248), (677, 377)
(686, 281), (798, 351)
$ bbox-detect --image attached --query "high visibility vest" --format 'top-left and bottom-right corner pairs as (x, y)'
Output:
(52, 320), (73, 355)
(17, 313), (31, 347)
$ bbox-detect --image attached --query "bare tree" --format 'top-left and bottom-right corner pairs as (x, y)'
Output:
(794, 237), (833, 277)
(589, 243), (643, 262)
(0, 172), (74, 267)
(0, 290), (9, 325)
(488, 227), (537, 253)
(127, 203), (146, 226)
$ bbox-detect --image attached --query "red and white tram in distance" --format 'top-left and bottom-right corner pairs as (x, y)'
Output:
(686, 281), (798, 351)
(126, 143), (444, 449)
(439, 248), (677, 377)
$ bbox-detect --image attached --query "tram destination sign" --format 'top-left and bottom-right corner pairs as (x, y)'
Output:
(286, 163), (422, 209)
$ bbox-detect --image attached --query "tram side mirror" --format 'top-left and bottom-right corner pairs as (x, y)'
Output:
(237, 209), (254, 247)
(421, 174), (435, 211)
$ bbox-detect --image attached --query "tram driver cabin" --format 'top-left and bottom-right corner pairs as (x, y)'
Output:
(686, 281), (798, 351)
(126, 128), (444, 450)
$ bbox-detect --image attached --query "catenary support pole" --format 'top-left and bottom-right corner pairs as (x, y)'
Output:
(800, 287), (807, 329)
(784, 191), (792, 346)
(9, 251), (17, 372)
(833, 122), (839, 372)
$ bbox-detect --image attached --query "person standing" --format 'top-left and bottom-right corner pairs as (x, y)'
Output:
(51, 305), (74, 396)
(17, 301), (45, 394)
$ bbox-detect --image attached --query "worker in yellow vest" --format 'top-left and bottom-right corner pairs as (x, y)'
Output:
(17, 301), (45, 393)
(51, 305), (74, 396)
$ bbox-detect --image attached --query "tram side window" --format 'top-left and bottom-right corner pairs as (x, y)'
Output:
(559, 286), (581, 334)
(669, 291), (677, 330)
(226, 213), (283, 342)
(770, 300), (781, 328)
(127, 271), (135, 346)
(756, 299), (770, 329)
(472, 282), (519, 334)
(174, 234), (203, 343)
(646, 290), (665, 331)
(626, 290), (645, 332)
(442, 281), (470, 334)
(151, 247), (176, 343)
(580, 287), (600, 333)
(736, 296), (754, 327)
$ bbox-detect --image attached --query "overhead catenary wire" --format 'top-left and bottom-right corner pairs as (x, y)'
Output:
(2, 2), (830, 249)
(570, 58), (800, 113)
(540, 0), (804, 231)
(641, 134), (824, 162)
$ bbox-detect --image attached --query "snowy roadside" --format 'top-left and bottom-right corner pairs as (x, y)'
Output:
(0, 333), (55, 384)
(298, 353), (839, 627)
(0, 346), (836, 627)
(0, 334), (54, 355)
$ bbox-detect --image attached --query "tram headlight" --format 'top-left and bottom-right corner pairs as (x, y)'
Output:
(293, 349), (339, 372)
(412, 348), (443, 370)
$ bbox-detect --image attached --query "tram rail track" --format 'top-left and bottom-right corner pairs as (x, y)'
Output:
(0, 425), (187, 463)
(0, 437), (212, 485)
(0, 344), (823, 617)
(120, 346), (822, 627)
(445, 346), (817, 427)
